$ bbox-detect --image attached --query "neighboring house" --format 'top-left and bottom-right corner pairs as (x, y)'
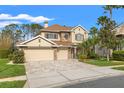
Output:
(17, 22), (88, 62)
(113, 23), (124, 50)
(95, 23), (124, 57)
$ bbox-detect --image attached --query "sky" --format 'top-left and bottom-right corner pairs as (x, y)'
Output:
(0, 5), (124, 30)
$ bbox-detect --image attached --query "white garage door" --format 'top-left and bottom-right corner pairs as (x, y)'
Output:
(57, 49), (68, 60)
(24, 48), (54, 62)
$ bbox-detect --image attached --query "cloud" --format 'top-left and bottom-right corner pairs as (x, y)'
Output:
(0, 21), (21, 28)
(0, 14), (53, 23)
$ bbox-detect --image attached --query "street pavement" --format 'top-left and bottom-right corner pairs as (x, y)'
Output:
(63, 75), (124, 88)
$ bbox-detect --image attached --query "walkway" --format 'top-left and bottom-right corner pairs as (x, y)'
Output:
(0, 75), (26, 82)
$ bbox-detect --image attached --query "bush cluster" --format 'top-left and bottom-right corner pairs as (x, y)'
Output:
(77, 53), (87, 62)
(88, 51), (99, 59)
(8, 49), (25, 63)
(112, 50), (124, 61)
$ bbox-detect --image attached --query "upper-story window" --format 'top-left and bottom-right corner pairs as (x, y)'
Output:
(75, 33), (83, 41)
(45, 33), (58, 39)
(63, 33), (69, 40)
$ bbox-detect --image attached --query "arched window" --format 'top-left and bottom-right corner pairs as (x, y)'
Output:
(63, 33), (69, 40)
(75, 33), (83, 41)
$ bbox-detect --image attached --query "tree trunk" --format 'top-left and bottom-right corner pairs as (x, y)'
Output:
(107, 49), (110, 61)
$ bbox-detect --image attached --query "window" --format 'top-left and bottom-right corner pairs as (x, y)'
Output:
(75, 33), (83, 41)
(45, 33), (58, 39)
(63, 33), (69, 40)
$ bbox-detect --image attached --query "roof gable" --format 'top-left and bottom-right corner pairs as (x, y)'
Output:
(71, 25), (88, 33)
(17, 35), (57, 47)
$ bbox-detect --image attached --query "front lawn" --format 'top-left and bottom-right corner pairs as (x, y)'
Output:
(112, 66), (124, 71)
(0, 80), (26, 88)
(84, 59), (124, 66)
(0, 59), (26, 78)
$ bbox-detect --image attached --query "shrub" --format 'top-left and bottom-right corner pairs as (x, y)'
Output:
(0, 49), (9, 58)
(88, 51), (99, 59)
(8, 53), (14, 60)
(10, 49), (25, 63)
(78, 53), (87, 62)
(112, 50), (124, 61)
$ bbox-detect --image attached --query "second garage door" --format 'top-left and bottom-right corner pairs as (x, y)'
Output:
(24, 48), (54, 62)
(57, 49), (68, 60)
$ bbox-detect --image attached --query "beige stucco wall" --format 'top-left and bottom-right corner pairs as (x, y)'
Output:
(24, 37), (53, 47)
(24, 48), (54, 61)
(71, 26), (88, 44)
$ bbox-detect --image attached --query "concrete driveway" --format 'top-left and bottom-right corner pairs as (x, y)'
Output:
(25, 59), (124, 88)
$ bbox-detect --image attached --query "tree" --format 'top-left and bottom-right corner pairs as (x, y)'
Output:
(103, 5), (124, 20)
(0, 30), (12, 49)
(97, 16), (117, 61)
(30, 23), (43, 37)
(21, 24), (31, 40)
(89, 27), (98, 38)
(3, 24), (23, 45)
(21, 23), (43, 40)
(78, 38), (92, 56)
(89, 27), (99, 53)
(103, 5), (113, 19)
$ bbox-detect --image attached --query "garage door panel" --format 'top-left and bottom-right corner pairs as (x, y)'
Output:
(57, 49), (68, 60)
(24, 49), (54, 61)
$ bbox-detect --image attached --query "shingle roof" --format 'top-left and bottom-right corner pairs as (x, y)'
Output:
(41, 24), (73, 32)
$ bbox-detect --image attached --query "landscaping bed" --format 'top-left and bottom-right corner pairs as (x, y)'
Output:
(84, 59), (124, 66)
(0, 80), (26, 88)
(112, 66), (124, 71)
(0, 59), (26, 79)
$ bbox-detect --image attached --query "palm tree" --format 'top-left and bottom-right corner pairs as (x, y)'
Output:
(97, 16), (109, 27)
(103, 5), (124, 20)
(78, 38), (94, 56)
(89, 27), (99, 53)
(97, 16), (117, 61)
(103, 5), (113, 19)
(89, 27), (98, 38)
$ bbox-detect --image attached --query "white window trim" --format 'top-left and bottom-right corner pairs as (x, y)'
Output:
(45, 33), (58, 40)
(75, 33), (83, 41)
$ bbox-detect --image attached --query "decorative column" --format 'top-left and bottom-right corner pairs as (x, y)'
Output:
(68, 48), (71, 59)
(54, 48), (57, 60)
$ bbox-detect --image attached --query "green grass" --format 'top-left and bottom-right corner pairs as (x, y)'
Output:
(0, 59), (26, 79)
(112, 66), (124, 71)
(84, 59), (124, 66)
(0, 80), (26, 88)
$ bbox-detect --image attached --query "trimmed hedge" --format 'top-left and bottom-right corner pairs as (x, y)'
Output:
(0, 49), (9, 58)
(113, 50), (124, 61)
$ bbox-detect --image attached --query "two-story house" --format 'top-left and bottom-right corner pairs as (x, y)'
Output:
(17, 22), (88, 62)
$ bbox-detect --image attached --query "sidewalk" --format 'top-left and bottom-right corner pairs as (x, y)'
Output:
(0, 75), (26, 82)
(101, 65), (124, 68)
